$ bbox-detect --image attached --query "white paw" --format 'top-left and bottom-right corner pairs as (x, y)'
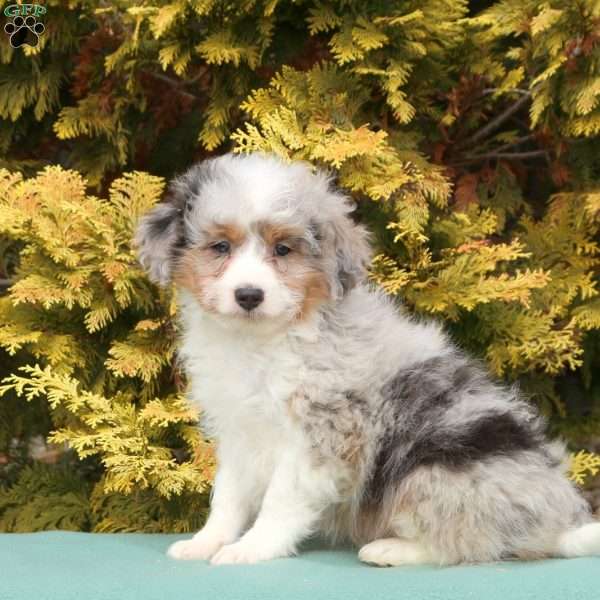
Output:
(358, 538), (429, 567)
(210, 540), (285, 565)
(167, 532), (226, 561)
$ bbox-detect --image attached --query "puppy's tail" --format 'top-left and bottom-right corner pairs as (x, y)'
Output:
(557, 522), (600, 557)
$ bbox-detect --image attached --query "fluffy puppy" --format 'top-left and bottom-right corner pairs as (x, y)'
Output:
(135, 153), (600, 566)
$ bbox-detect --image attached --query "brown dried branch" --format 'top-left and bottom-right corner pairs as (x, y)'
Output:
(457, 93), (532, 149)
(451, 149), (549, 167)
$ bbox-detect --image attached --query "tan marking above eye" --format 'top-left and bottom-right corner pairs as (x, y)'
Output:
(207, 223), (246, 246)
(258, 222), (305, 247)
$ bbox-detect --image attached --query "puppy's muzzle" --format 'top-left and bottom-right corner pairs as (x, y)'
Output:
(235, 287), (265, 311)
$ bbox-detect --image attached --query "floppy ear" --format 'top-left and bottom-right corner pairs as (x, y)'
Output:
(327, 209), (372, 296)
(135, 160), (217, 285)
(134, 201), (183, 286)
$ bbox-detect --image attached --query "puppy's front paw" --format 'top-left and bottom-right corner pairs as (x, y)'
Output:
(210, 540), (288, 565)
(167, 532), (226, 561)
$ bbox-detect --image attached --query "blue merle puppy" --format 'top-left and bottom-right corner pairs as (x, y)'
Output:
(135, 153), (600, 566)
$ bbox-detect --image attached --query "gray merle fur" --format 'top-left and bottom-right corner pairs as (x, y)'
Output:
(362, 353), (546, 506)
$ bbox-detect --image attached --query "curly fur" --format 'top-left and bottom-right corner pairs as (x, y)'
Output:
(135, 153), (599, 566)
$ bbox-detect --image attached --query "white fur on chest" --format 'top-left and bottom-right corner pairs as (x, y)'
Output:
(178, 293), (306, 444)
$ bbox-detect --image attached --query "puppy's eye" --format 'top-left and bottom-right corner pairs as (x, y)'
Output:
(210, 241), (231, 254)
(274, 243), (291, 257)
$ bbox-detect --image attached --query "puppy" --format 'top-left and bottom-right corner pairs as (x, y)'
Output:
(135, 153), (600, 566)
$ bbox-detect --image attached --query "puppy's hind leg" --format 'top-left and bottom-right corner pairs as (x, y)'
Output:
(557, 522), (600, 557)
(358, 538), (432, 567)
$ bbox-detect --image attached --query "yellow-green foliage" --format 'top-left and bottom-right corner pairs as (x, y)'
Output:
(570, 450), (600, 487)
(1, 0), (600, 531)
(0, 168), (214, 531)
(469, 1), (600, 136)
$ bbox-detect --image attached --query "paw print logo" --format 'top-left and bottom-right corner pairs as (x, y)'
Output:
(4, 15), (45, 48)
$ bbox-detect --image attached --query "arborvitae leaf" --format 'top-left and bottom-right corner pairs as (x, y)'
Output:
(2, 0), (600, 527)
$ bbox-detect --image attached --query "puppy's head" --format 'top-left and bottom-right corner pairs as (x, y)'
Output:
(135, 153), (370, 326)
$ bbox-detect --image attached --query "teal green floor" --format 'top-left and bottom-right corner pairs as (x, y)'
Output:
(1, 532), (599, 600)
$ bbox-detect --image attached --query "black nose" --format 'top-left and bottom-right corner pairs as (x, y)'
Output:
(234, 287), (264, 311)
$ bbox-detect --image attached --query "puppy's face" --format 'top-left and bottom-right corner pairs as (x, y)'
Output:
(173, 218), (330, 323)
(135, 154), (370, 327)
